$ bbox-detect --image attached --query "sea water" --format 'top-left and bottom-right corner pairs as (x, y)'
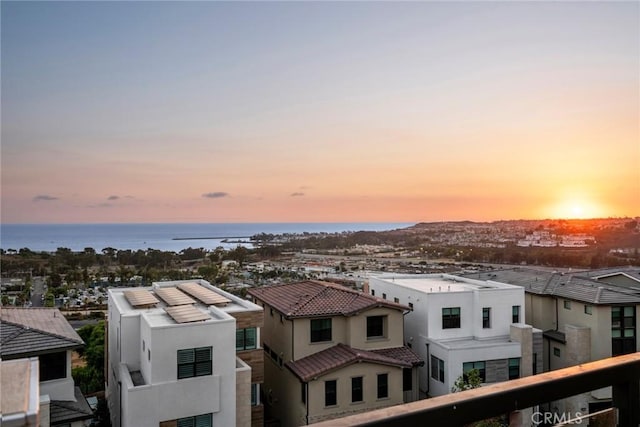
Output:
(0, 222), (412, 252)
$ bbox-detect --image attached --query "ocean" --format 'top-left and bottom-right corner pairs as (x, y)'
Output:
(0, 222), (413, 252)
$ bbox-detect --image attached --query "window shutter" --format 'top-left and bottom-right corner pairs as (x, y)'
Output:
(178, 349), (195, 364)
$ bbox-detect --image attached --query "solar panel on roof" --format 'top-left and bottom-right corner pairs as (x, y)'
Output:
(164, 305), (211, 323)
(154, 287), (196, 306)
(124, 290), (159, 308)
(177, 282), (232, 306)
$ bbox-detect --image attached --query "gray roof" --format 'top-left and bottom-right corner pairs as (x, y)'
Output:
(459, 267), (640, 305)
(0, 308), (84, 358)
(50, 387), (94, 425)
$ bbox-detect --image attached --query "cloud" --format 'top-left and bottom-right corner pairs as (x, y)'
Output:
(107, 195), (120, 200)
(33, 195), (59, 202)
(202, 192), (229, 199)
(290, 192), (305, 197)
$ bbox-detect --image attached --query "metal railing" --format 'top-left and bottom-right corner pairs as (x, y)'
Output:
(310, 352), (640, 426)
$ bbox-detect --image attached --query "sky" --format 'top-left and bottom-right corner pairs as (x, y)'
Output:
(1, 1), (638, 224)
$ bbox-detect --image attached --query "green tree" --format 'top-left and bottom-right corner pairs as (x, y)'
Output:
(73, 322), (106, 394)
(452, 369), (505, 427)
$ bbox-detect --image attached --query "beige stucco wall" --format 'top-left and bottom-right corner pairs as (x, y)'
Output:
(306, 362), (404, 425)
(236, 358), (252, 427)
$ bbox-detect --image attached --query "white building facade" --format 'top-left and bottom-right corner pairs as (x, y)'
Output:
(368, 274), (542, 397)
(107, 280), (261, 427)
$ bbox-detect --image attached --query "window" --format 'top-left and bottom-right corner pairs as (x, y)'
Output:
(371, 289), (375, 296)
(442, 307), (461, 329)
(394, 297), (399, 303)
(177, 347), (212, 379)
(176, 413), (212, 427)
(351, 377), (363, 403)
(403, 368), (412, 391)
(482, 307), (491, 329)
(585, 305), (593, 315)
(270, 308), (273, 316)
(148, 349), (151, 361)
(325, 380), (337, 406)
(508, 358), (520, 380)
(430, 355), (444, 382)
(553, 347), (561, 357)
(301, 383), (306, 404)
(612, 306), (636, 356)
(377, 373), (388, 399)
(408, 302), (414, 309)
(280, 314), (284, 323)
(463, 361), (486, 382)
(512, 305), (521, 323)
(382, 293), (387, 300)
(251, 384), (259, 406)
(236, 327), (257, 351)
(142, 340), (145, 352)
(564, 300), (571, 310)
(310, 318), (332, 342)
(366, 315), (386, 339)
(40, 351), (67, 381)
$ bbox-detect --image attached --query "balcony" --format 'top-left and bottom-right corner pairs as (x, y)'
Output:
(310, 352), (640, 426)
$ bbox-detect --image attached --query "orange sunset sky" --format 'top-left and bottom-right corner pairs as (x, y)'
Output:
(1, 1), (638, 224)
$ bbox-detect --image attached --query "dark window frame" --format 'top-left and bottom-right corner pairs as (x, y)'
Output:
(176, 413), (212, 427)
(512, 305), (521, 323)
(430, 355), (444, 382)
(402, 368), (412, 391)
(236, 327), (257, 351)
(310, 318), (332, 343)
(366, 315), (386, 339)
(442, 307), (461, 329)
(325, 379), (337, 406)
(463, 361), (486, 382)
(40, 351), (67, 382)
(482, 307), (491, 329)
(377, 373), (389, 399)
(351, 376), (363, 403)
(612, 306), (636, 356)
(508, 358), (520, 380)
(177, 346), (212, 379)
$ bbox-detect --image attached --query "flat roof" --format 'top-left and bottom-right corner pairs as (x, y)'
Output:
(434, 336), (521, 351)
(373, 274), (520, 293)
(109, 279), (262, 327)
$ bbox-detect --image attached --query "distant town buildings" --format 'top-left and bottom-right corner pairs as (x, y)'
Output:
(248, 280), (423, 426)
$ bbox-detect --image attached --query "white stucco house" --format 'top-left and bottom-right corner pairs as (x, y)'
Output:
(367, 274), (542, 397)
(107, 280), (263, 427)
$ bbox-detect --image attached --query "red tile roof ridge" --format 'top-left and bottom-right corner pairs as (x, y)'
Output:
(248, 280), (410, 318)
(285, 343), (419, 382)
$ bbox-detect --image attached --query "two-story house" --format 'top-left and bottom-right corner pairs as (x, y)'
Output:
(107, 279), (263, 427)
(368, 274), (541, 399)
(459, 267), (640, 417)
(248, 280), (422, 427)
(0, 308), (94, 427)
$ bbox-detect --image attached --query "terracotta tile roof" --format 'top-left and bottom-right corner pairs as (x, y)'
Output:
(286, 343), (421, 382)
(370, 346), (424, 367)
(248, 280), (409, 318)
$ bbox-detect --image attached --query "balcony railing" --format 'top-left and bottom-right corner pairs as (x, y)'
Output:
(310, 352), (640, 426)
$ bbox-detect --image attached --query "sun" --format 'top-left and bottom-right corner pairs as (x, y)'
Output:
(549, 197), (604, 220)
(570, 204), (585, 219)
